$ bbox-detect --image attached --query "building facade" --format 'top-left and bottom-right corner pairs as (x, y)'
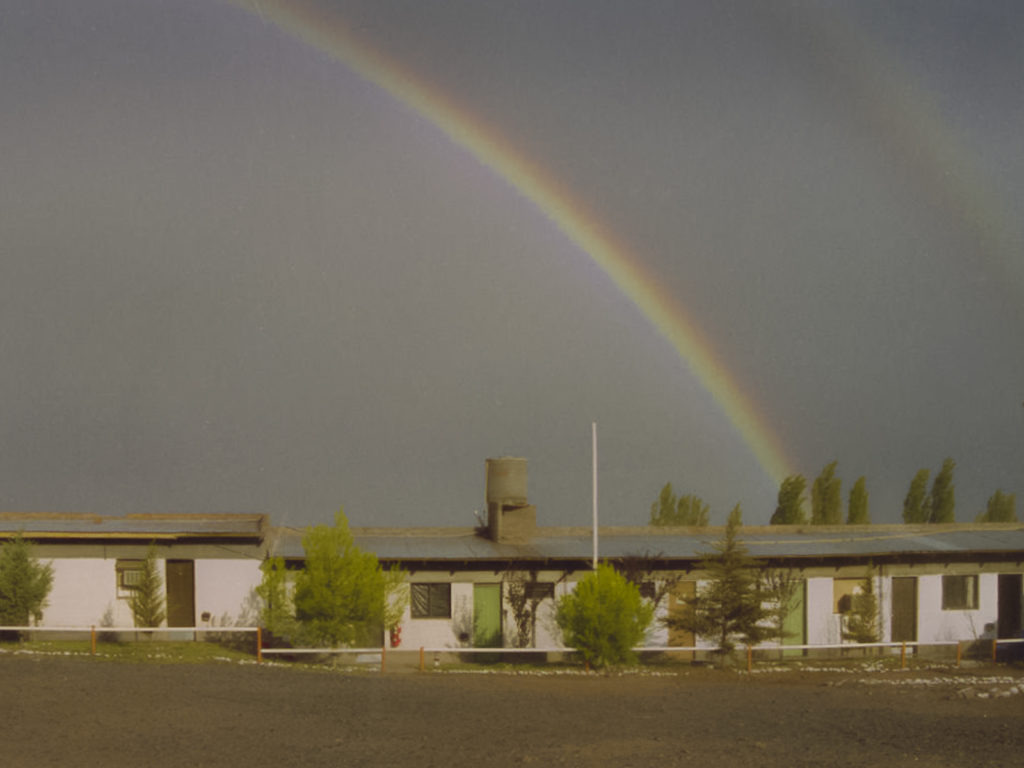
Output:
(2, 462), (1022, 656)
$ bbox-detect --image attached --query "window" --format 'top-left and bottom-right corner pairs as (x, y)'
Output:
(116, 560), (144, 598)
(524, 582), (555, 601)
(636, 581), (657, 601)
(942, 575), (978, 610)
(411, 583), (451, 618)
(833, 578), (861, 614)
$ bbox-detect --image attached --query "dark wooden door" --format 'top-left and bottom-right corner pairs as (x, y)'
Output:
(165, 560), (195, 628)
(998, 574), (1022, 639)
(891, 577), (917, 642)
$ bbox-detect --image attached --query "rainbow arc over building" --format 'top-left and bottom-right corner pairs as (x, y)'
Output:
(233, 0), (796, 486)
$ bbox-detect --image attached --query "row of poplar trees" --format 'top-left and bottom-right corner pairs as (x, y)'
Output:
(651, 457), (1017, 527)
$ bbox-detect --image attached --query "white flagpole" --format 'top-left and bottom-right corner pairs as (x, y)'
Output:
(592, 421), (598, 569)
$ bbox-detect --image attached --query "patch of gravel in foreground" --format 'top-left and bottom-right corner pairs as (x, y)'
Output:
(853, 675), (1023, 699)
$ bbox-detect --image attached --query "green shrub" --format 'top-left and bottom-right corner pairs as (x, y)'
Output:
(555, 563), (653, 668)
(130, 543), (166, 628)
(293, 510), (406, 647)
(0, 534), (54, 638)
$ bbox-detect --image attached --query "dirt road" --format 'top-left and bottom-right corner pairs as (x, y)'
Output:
(1, 655), (1021, 767)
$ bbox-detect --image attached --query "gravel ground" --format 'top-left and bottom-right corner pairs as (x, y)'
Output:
(2, 654), (1022, 767)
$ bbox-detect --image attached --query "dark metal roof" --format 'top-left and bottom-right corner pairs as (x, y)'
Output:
(0, 513), (267, 539)
(4, 515), (1021, 561)
(268, 523), (1024, 564)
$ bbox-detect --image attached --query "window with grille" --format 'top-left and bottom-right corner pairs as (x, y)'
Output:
(411, 583), (451, 618)
(116, 560), (144, 597)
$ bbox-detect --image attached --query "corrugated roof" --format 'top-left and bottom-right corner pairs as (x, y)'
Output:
(267, 523), (1024, 563)
(5, 515), (1022, 560)
(0, 512), (266, 539)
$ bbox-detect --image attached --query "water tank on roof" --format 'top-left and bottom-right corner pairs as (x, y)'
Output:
(485, 457), (528, 505)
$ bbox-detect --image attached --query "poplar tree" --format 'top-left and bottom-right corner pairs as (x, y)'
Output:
(903, 469), (930, 523)
(810, 461), (842, 525)
(846, 476), (870, 525)
(927, 458), (956, 523)
(770, 475), (807, 525)
(649, 483), (710, 526)
(975, 490), (1017, 523)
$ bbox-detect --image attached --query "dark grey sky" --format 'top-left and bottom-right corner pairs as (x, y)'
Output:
(2, 1), (1022, 528)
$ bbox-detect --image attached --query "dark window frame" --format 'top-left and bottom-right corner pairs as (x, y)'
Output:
(941, 575), (979, 610)
(524, 582), (555, 601)
(411, 583), (452, 619)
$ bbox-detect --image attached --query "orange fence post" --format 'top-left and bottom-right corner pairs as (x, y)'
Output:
(992, 639), (998, 662)
(91, 626), (96, 656)
(256, 627), (263, 664)
(419, 647), (425, 673)
(956, 641), (961, 668)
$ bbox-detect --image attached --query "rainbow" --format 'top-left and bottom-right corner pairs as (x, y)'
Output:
(229, 0), (796, 485)
(786, 5), (1024, 309)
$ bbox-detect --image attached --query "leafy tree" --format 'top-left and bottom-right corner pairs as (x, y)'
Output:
(293, 509), (405, 647)
(130, 542), (166, 628)
(614, 551), (681, 611)
(382, 566), (409, 639)
(555, 563), (653, 668)
(770, 475), (807, 525)
(670, 505), (768, 664)
(927, 458), (956, 523)
(761, 568), (800, 646)
(0, 534), (54, 635)
(846, 476), (870, 525)
(256, 556), (297, 639)
(649, 482), (710, 526)
(810, 461), (842, 525)
(976, 490), (1017, 523)
(903, 469), (930, 523)
(841, 570), (880, 644)
(505, 571), (544, 649)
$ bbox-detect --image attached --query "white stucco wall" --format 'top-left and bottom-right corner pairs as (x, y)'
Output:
(194, 559), (263, 627)
(40, 556), (263, 630)
(916, 573), (998, 643)
(395, 578), (567, 650)
(398, 582), (473, 649)
(42, 559), (127, 627)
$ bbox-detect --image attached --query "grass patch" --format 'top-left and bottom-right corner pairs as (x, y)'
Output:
(0, 638), (257, 664)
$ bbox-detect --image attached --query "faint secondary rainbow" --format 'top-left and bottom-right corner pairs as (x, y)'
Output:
(230, 0), (796, 485)
(787, 4), (1024, 311)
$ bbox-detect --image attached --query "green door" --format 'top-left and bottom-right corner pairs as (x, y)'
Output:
(782, 579), (806, 657)
(473, 584), (502, 648)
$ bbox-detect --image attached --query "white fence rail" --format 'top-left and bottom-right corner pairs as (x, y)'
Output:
(2, 626), (1022, 671)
